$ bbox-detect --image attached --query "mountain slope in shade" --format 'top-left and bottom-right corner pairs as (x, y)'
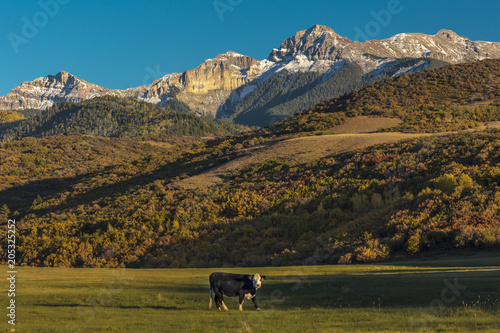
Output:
(270, 58), (500, 135)
(216, 26), (499, 125)
(223, 57), (449, 127)
(1, 25), (499, 124)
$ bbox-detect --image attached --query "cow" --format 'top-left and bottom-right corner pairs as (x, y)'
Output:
(209, 272), (265, 311)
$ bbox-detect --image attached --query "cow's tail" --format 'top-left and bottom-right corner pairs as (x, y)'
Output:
(209, 286), (213, 309)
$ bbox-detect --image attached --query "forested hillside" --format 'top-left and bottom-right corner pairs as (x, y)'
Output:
(272, 59), (500, 134)
(1, 130), (499, 267)
(1, 59), (499, 268)
(0, 96), (249, 141)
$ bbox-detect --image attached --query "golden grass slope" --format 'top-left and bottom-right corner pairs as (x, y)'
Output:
(175, 117), (413, 189)
(175, 117), (500, 190)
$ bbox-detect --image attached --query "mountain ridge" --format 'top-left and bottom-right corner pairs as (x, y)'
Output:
(0, 70), (146, 110)
(1, 25), (499, 124)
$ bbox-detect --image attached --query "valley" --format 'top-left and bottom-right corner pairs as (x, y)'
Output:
(0, 59), (499, 269)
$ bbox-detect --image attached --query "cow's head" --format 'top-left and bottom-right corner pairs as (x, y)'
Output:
(252, 273), (266, 289)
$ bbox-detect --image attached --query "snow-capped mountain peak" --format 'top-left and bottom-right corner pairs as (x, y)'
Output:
(1, 25), (499, 118)
(0, 71), (145, 110)
(268, 25), (348, 63)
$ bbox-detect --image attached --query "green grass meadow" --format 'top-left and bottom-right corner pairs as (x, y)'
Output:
(2, 254), (500, 332)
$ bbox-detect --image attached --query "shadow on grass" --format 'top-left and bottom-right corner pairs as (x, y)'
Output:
(343, 267), (500, 276)
(33, 304), (179, 310)
(260, 269), (500, 310)
(165, 269), (500, 311)
(386, 254), (500, 268)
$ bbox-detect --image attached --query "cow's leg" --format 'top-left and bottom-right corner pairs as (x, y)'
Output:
(214, 289), (228, 311)
(209, 287), (213, 309)
(214, 295), (221, 310)
(238, 293), (245, 311)
(220, 296), (229, 311)
(213, 288), (223, 310)
(252, 296), (260, 310)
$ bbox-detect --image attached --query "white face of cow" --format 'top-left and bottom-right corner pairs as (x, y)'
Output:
(252, 273), (263, 289)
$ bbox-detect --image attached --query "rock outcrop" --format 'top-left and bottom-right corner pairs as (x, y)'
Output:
(140, 51), (258, 117)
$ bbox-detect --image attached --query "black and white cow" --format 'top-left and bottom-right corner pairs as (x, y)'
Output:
(209, 272), (265, 311)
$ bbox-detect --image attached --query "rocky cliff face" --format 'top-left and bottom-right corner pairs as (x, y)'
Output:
(268, 25), (349, 62)
(0, 71), (145, 111)
(1, 25), (499, 119)
(140, 51), (258, 117)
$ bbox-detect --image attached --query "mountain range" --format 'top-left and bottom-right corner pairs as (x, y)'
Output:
(1, 25), (499, 127)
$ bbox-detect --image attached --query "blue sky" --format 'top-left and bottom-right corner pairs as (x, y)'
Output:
(0, 0), (499, 96)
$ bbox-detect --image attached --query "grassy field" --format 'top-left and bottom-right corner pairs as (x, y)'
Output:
(2, 254), (500, 332)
